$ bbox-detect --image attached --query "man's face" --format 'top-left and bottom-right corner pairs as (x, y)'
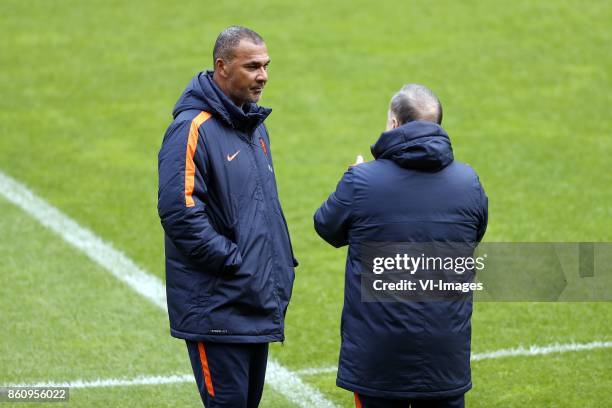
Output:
(218, 40), (270, 107)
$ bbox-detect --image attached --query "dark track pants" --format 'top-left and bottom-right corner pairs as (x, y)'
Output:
(186, 341), (269, 408)
(354, 392), (465, 408)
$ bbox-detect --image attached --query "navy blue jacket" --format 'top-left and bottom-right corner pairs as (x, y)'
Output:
(314, 121), (488, 398)
(158, 71), (296, 343)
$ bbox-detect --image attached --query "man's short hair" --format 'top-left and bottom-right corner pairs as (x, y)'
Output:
(213, 26), (264, 64)
(390, 84), (443, 125)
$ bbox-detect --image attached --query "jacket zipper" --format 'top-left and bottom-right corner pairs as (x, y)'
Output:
(245, 134), (284, 334)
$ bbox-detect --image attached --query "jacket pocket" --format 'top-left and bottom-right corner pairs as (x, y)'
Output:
(278, 207), (298, 267)
(189, 270), (217, 305)
(277, 266), (296, 316)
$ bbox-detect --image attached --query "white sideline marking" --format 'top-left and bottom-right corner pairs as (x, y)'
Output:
(295, 367), (337, 376)
(0, 171), (167, 310)
(5, 340), (612, 390)
(0, 171), (337, 408)
(470, 340), (612, 361)
(295, 340), (612, 376)
(3, 374), (195, 389)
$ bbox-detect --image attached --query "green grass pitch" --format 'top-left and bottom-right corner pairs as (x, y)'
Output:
(1, 0), (611, 406)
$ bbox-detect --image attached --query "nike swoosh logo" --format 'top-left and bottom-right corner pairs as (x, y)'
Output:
(226, 150), (240, 162)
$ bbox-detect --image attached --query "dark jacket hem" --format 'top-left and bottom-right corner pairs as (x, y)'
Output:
(171, 328), (284, 344)
(336, 377), (472, 399)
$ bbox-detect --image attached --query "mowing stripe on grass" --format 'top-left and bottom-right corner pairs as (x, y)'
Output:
(295, 340), (612, 376)
(0, 170), (337, 408)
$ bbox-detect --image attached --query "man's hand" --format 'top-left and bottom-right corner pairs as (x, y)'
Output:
(349, 155), (365, 168)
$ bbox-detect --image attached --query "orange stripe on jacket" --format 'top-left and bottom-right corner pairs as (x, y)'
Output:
(197, 342), (215, 396)
(259, 137), (268, 155)
(354, 393), (363, 408)
(185, 111), (212, 207)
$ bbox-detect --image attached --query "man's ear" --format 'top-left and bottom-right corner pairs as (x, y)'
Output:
(392, 116), (399, 129)
(215, 58), (229, 78)
(386, 110), (398, 131)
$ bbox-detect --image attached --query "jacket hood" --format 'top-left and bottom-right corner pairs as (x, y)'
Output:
(172, 70), (271, 134)
(370, 120), (454, 171)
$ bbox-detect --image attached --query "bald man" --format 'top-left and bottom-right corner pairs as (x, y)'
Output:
(314, 84), (488, 408)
